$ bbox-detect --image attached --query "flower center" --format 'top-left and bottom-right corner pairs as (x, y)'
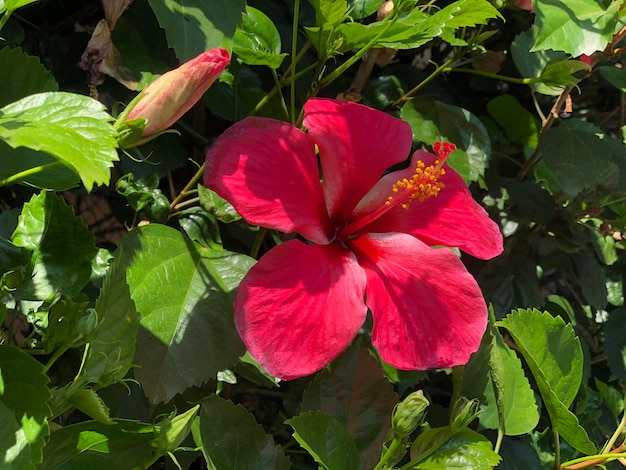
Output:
(338, 142), (455, 238)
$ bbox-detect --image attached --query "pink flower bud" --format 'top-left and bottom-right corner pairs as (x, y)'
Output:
(127, 48), (230, 137)
(515, 0), (534, 12)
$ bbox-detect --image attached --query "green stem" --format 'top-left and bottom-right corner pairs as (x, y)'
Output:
(372, 438), (403, 470)
(390, 58), (456, 108)
(494, 429), (504, 454)
(250, 228), (267, 259)
(553, 428), (561, 470)
(43, 345), (71, 374)
(0, 161), (65, 187)
(317, 12), (399, 89)
(0, 11), (12, 32)
(560, 452), (626, 469)
(170, 163), (204, 210)
(442, 67), (541, 85)
(602, 412), (626, 453)
(272, 69), (290, 121)
(290, 0), (301, 124)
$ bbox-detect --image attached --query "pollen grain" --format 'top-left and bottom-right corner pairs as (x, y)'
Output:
(386, 160), (445, 210)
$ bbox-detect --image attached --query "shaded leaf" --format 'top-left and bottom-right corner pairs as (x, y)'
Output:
(286, 411), (360, 470)
(599, 65), (626, 92)
(0, 46), (57, 107)
(11, 192), (96, 299)
(0, 346), (51, 470)
(0, 92), (118, 191)
(193, 395), (290, 469)
(66, 388), (114, 425)
(146, 0), (245, 61)
(604, 307), (626, 381)
(347, 0), (383, 19)
(302, 342), (398, 468)
(117, 224), (254, 403)
(401, 98), (490, 183)
(487, 94), (540, 148)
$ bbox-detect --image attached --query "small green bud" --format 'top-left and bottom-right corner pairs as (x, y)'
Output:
(391, 390), (429, 437)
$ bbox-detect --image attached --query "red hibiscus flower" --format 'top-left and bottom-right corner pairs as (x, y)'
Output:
(204, 99), (503, 380)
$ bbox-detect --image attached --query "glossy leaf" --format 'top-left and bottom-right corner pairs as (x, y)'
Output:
(11, 192), (96, 299)
(286, 411), (361, 470)
(401, 98), (490, 183)
(0, 46), (57, 107)
(302, 342), (399, 468)
(0, 346), (51, 470)
(497, 309), (596, 454)
(193, 395), (290, 469)
(410, 427), (501, 469)
(463, 315), (539, 436)
(0, 92), (118, 191)
(232, 6), (287, 69)
(147, 0), (245, 61)
(82, 253), (139, 388)
(117, 224), (254, 403)
(198, 185), (241, 223)
(314, 0), (348, 27)
(532, 0), (621, 57)
(40, 420), (158, 470)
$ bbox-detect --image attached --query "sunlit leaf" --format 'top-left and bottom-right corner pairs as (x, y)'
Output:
(117, 224), (254, 403)
(0, 346), (51, 470)
(286, 411), (361, 470)
(0, 92), (118, 191)
(497, 309), (596, 454)
(11, 192), (96, 299)
(232, 6), (287, 69)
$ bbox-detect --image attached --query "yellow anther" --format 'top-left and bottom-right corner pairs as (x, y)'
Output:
(386, 159), (446, 210)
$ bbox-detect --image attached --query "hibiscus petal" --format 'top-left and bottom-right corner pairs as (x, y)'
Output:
(303, 98), (412, 224)
(352, 150), (503, 260)
(349, 233), (488, 370)
(205, 117), (332, 244)
(235, 239), (368, 380)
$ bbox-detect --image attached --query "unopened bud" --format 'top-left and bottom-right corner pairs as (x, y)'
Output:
(126, 48), (230, 138)
(391, 390), (429, 436)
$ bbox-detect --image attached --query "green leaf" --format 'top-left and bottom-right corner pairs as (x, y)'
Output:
(193, 395), (290, 469)
(82, 252), (139, 388)
(146, 0), (245, 61)
(286, 411), (361, 470)
(0, 143), (80, 190)
(232, 6), (287, 69)
(314, 0), (348, 27)
(0, 46), (57, 107)
(0, 345), (51, 470)
(347, 0), (383, 19)
(0, 92), (118, 191)
(401, 98), (490, 183)
(117, 224), (254, 403)
(40, 420), (159, 470)
(302, 342), (398, 468)
(410, 427), (501, 469)
(333, 0), (501, 52)
(463, 316), (539, 436)
(198, 185), (242, 223)
(11, 192), (96, 299)
(532, 0), (621, 57)
(539, 122), (613, 196)
(538, 59), (589, 88)
(599, 65), (626, 92)
(157, 405), (199, 454)
(572, 249), (607, 310)
(487, 94), (540, 149)
(604, 307), (626, 381)
(497, 309), (596, 454)
(1, 0), (39, 14)
(66, 389), (114, 425)
(510, 28), (568, 96)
